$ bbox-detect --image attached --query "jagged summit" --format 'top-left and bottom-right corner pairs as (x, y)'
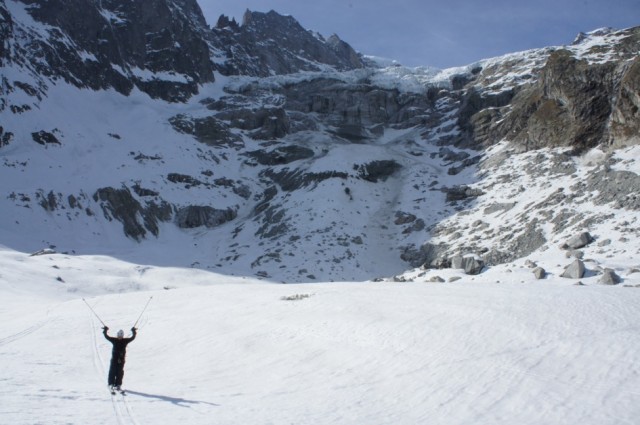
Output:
(0, 1), (364, 102)
(210, 9), (365, 77)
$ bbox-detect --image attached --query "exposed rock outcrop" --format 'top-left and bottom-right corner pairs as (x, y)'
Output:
(459, 27), (640, 153)
(212, 10), (364, 77)
(93, 187), (172, 241)
(175, 206), (237, 229)
(13, 0), (214, 102)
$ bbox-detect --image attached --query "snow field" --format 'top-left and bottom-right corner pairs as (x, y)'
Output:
(1, 247), (639, 424)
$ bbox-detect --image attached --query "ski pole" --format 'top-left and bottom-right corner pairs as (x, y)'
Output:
(82, 298), (107, 327)
(132, 296), (153, 328)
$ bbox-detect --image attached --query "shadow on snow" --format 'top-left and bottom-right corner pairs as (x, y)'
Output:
(124, 389), (219, 407)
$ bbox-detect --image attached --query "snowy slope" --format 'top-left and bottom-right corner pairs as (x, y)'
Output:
(0, 75), (446, 281)
(1, 4), (640, 424)
(1, 247), (639, 425)
(2, 1), (638, 283)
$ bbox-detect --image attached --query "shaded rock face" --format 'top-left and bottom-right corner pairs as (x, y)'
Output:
(262, 168), (348, 192)
(169, 114), (244, 148)
(4, 4), (367, 102)
(281, 79), (438, 131)
(499, 50), (615, 153)
(12, 0), (214, 102)
(175, 206), (237, 229)
(212, 10), (364, 77)
(215, 107), (291, 140)
(246, 145), (315, 166)
(609, 56), (640, 148)
(355, 160), (402, 182)
(0, 126), (13, 147)
(93, 187), (172, 241)
(459, 27), (640, 153)
(0, 4), (11, 64)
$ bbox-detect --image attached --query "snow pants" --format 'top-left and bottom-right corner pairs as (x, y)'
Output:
(107, 357), (126, 386)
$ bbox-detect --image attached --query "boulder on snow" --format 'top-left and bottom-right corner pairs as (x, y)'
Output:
(450, 255), (485, 275)
(30, 248), (57, 257)
(561, 259), (586, 279)
(564, 232), (594, 250)
(450, 255), (464, 270)
(533, 267), (546, 279)
(565, 250), (584, 259)
(599, 268), (621, 285)
(464, 257), (485, 275)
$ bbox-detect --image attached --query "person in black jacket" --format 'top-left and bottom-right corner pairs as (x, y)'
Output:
(103, 326), (137, 391)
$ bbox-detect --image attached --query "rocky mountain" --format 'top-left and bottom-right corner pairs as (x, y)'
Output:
(1, 0), (638, 283)
(211, 9), (364, 77)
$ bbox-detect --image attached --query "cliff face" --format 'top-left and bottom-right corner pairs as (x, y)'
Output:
(210, 10), (365, 77)
(609, 56), (640, 147)
(3, 0), (215, 101)
(0, 2), (367, 102)
(458, 27), (640, 153)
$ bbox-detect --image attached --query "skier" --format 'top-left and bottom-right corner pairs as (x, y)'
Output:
(103, 326), (137, 392)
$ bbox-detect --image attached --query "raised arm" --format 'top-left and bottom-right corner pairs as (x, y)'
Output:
(103, 326), (115, 342)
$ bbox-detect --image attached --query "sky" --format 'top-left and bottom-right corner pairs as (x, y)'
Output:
(196, 0), (640, 68)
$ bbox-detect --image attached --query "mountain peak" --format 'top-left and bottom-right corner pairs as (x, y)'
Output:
(5, 0), (214, 102)
(211, 8), (365, 76)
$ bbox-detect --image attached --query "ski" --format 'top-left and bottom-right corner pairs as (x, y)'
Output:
(108, 386), (125, 395)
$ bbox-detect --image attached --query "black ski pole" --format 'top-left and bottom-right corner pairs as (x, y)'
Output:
(132, 296), (153, 328)
(82, 298), (107, 327)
